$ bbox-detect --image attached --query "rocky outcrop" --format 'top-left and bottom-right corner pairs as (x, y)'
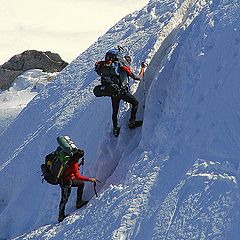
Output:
(0, 68), (22, 90)
(0, 50), (68, 90)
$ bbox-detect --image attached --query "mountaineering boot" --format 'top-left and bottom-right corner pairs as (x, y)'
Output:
(113, 126), (120, 137)
(58, 214), (67, 223)
(76, 200), (88, 209)
(128, 120), (143, 129)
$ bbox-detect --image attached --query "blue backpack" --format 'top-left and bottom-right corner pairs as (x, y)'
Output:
(94, 46), (129, 97)
(95, 46), (127, 81)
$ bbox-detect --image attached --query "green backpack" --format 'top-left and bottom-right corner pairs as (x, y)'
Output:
(41, 136), (79, 185)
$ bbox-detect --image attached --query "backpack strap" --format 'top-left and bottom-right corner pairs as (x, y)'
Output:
(57, 165), (64, 180)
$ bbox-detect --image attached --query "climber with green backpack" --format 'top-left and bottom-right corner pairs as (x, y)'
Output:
(41, 136), (97, 222)
(93, 46), (147, 137)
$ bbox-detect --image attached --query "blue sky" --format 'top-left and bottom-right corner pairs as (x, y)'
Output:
(0, 0), (148, 64)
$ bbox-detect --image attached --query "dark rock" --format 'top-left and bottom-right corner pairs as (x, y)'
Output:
(0, 50), (68, 90)
(0, 68), (22, 90)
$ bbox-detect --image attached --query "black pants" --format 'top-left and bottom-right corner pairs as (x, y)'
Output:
(111, 92), (139, 128)
(59, 179), (84, 216)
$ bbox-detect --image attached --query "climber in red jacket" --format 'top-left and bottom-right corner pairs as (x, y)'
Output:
(58, 149), (96, 222)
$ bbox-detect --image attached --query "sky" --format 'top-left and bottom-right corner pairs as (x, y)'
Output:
(0, 0), (149, 65)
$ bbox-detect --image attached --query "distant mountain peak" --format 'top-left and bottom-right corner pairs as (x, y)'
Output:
(0, 50), (68, 90)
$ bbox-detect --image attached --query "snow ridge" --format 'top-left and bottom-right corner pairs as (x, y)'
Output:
(1, 0), (240, 239)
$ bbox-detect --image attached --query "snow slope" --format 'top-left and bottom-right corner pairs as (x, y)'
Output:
(0, 70), (56, 135)
(0, 0), (240, 239)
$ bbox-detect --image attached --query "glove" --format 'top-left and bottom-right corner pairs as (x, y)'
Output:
(89, 178), (97, 183)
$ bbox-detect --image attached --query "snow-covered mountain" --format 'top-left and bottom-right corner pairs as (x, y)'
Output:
(0, 0), (240, 239)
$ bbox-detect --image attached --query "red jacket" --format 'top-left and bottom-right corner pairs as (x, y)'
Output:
(120, 65), (141, 80)
(62, 161), (91, 182)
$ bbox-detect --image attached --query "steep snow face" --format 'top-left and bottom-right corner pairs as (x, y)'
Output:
(0, 1), (192, 238)
(1, 0), (240, 239)
(137, 1), (240, 239)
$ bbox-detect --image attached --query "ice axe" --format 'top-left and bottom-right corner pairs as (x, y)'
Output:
(140, 61), (148, 108)
(93, 179), (102, 197)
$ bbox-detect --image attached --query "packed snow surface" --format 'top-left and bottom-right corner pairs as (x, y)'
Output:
(0, 0), (240, 239)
